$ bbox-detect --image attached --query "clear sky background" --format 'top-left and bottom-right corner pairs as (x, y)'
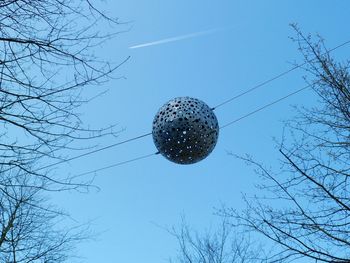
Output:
(52, 1), (350, 262)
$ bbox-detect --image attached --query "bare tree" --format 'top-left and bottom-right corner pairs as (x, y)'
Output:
(224, 26), (350, 262)
(0, 164), (87, 262)
(0, 1), (126, 261)
(0, 0), (127, 190)
(169, 219), (266, 263)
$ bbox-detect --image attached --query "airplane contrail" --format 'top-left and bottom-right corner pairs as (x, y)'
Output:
(129, 28), (226, 49)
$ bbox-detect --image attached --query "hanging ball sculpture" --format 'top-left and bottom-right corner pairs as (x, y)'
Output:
(152, 97), (219, 164)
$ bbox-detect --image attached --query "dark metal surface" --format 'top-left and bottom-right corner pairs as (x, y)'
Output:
(152, 97), (219, 164)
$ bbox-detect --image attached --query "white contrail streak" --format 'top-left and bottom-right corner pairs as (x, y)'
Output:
(129, 28), (225, 49)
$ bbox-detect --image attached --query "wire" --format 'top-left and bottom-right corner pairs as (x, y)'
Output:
(38, 132), (152, 171)
(74, 83), (313, 176)
(74, 152), (159, 177)
(212, 39), (350, 110)
(219, 83), (312, 130)
(35, 38), (350, 173)
(41, 84), (307, 175)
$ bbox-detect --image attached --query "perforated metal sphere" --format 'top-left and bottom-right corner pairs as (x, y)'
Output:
(152, 97), (219, 164)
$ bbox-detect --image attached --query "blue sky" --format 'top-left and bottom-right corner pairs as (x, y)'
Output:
(52, 1), (350, 262)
